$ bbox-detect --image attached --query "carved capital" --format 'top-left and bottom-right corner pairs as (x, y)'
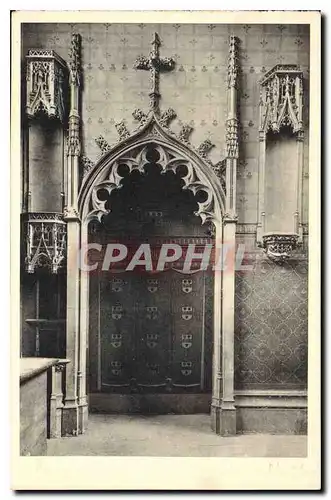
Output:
(259, 64), (304, 136)
(25, 50), (67, 122)
(63, 206), (80, 221)
(262, 232), (299, 263)
(223, 212), (238, 224)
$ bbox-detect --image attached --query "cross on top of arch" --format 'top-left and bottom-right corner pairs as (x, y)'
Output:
(133, 32), (176, 114)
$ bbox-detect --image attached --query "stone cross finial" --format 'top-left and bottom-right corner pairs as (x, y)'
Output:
(133, 32), (175, 114)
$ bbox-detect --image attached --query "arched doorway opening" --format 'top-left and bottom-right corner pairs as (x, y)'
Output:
(78, 117), (226, 431)
(87, 144), (215, 413)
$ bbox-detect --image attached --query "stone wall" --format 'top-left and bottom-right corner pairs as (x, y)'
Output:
(21, 22), (309, 394)
(21, 22), (309, 226)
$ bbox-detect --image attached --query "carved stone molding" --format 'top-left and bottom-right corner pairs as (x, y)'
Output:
(22, 212), (66, 274)
(261, 233), (299, 263)
(25, 49), (67, 122)
(259, 64), (304, 135)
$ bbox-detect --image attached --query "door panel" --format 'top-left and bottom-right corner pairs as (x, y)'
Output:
(94, 265), (212, 395)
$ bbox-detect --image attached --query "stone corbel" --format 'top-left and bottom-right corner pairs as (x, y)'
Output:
(262, 232), (299, 263)
(25, 49), (68, 122)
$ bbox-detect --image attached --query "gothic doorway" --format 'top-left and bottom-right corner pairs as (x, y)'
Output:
(87, 145), (215, 413)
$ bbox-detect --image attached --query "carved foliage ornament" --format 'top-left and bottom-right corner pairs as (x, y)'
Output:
(23, 213), (66, 274)
(226, 118), (239, 158)
(262, 233), (299, 263)
(68, 33), (81, 87)
(87, 143), (221, 225)
(67, 115), (81, 156)
(26, 50), (67, 122)
(259, 64), (304, 135)
(228, 35), (240, 89)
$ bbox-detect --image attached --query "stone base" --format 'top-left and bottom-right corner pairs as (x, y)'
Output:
(89, 393), (211, 414)
(78, 403), (89, 434)
(210, 404), (237, 436)
(236, 407), (307, 434)
(62, 404), (79, 436)
(210, 404), (220, 433)
(218, 408), (237, 436)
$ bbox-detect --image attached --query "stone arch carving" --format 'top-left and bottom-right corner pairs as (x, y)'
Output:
(78, 115), (225, 225)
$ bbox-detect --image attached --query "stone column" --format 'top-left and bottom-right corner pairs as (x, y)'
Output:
(78, 220), (89, 433)
(62, 34), (82, 436)
(215, 35), (240, 436)
(211, 220), (223, 433)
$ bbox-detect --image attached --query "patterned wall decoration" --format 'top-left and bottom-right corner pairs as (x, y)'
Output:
(21, 23), (309, 226)
(234, 256), (308, 390)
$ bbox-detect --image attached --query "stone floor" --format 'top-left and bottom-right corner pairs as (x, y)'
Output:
(47, 414), (307, 457)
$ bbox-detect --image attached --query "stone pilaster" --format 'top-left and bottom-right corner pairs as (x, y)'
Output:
(213, 35), (240, 436)
(62, 33), (83, 436)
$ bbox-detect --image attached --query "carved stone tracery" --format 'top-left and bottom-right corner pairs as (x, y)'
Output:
(259, 64), (304, 135)
(23, 213), (67, 274)
(26, 49), (67, 122)
(85, 141), (223, 225)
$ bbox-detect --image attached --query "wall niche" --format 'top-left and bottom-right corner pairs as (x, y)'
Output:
(257, 65), (304, 263)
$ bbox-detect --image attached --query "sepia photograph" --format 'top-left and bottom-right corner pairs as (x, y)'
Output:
(11, 9), (321, 490)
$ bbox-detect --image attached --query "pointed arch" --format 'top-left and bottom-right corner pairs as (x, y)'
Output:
(78, 115), (225, 226)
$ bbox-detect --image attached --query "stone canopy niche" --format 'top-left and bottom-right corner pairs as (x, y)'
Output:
(256, 64), (305, 262)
